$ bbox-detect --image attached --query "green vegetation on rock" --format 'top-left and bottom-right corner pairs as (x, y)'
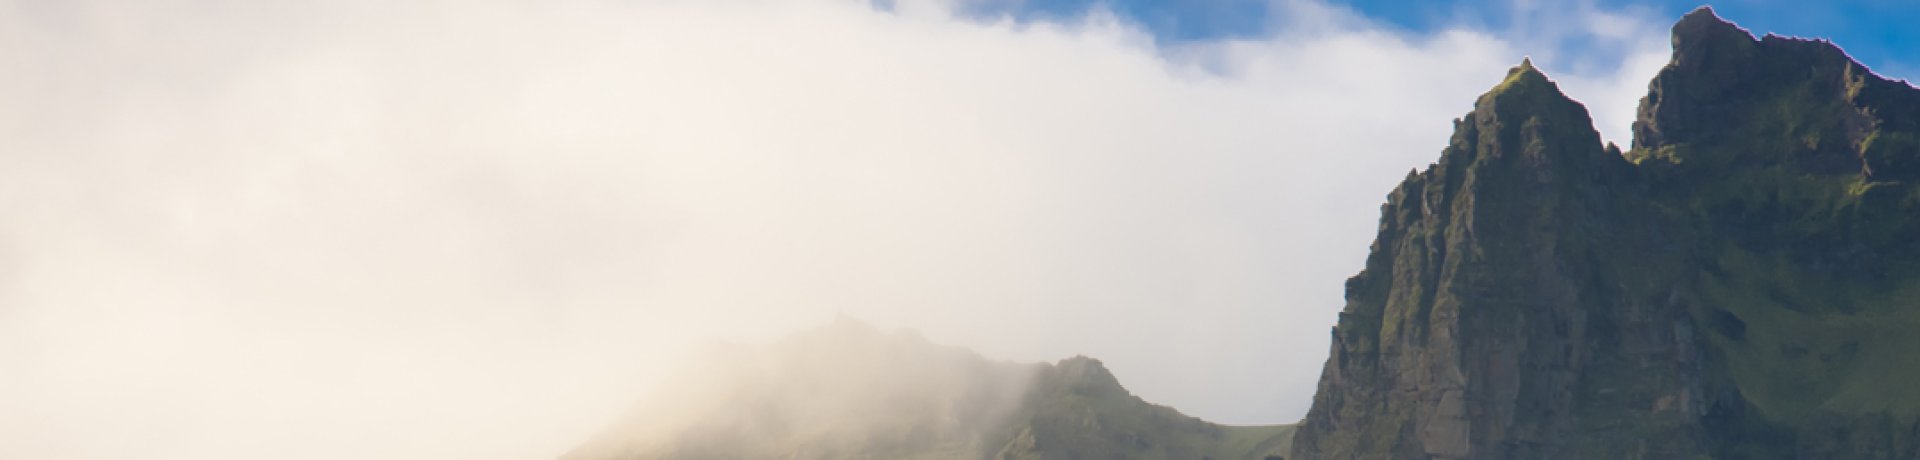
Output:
(1295, 6), (1920, 459)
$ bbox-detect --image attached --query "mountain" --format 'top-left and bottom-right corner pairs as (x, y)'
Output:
(1293, 7), (1920, 459)
(570, 8), (1920, 460)
(567, 318), (1294, 460)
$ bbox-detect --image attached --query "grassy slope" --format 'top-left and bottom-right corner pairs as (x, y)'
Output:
(1224, 424), (1296, 459)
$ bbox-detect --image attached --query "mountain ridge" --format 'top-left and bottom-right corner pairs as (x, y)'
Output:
(1293, 6), (1920, 459)
(568, 7), (1920, 460)
(567, 318), (1295, 460)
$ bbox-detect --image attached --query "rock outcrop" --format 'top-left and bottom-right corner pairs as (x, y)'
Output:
(1294, 7), (1920, 459)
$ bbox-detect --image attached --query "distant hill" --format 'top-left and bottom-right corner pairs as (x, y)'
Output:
(566, 318), (1294, 460)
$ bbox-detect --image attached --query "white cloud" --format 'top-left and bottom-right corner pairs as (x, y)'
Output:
(0, 0), (1667, 458)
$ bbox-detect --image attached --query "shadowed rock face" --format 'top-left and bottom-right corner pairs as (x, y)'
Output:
(1294, 7), (1920, 459)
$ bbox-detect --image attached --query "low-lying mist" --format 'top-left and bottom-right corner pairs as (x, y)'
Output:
(567, 318), (1040, 459)
(0, 0), (1668, 458)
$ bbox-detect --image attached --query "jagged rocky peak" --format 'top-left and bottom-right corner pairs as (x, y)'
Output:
(1474, 57), (1568, 119)
(1388, 57), (1621, 211)
(1478, 57), (1563, 109)
(1633, 4), (1918, 178)
(1294, 53), (1658, 459)
(1298, 7), (1920, 460)
(1668, 6), (1754, 65)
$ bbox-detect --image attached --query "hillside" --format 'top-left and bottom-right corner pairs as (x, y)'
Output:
(1293, 7), (1920, 459)
(567, 318), (1294, 460)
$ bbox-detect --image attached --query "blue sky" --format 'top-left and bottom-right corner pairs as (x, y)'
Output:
(946, 0), (1918, 81)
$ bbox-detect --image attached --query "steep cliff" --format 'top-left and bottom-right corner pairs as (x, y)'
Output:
(1294, 7), (1920, 459)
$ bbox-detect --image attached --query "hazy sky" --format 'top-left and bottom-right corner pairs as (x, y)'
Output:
(0, 0), (1728, 458)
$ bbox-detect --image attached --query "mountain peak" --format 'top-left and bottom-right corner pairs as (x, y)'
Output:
(1048, 355), (1122, 390)
(1634, 2), (1913, 171)
(1669, 5), (1755, 63)
(1673, 6), (1738, 37)
(1303, 6), (1920, 459)
(1472, 58), (1584, 123)
(1467, 59), (1612, 169)
(1486, 58), (1552, 97)
(1675, 5), (1724, 27)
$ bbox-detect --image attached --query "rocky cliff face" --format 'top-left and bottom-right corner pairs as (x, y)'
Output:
(1293, 7), (1920, 459)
